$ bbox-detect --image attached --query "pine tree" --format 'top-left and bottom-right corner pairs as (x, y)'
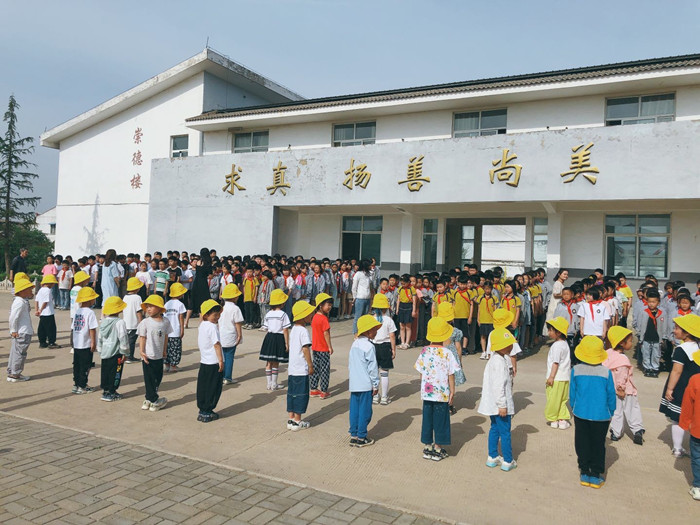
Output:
(0, 95), (40, 274)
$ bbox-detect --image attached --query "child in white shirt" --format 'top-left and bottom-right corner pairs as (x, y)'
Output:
(220, 284), (244, 384)
(164, 283), (187, 373)
(123, 278), (144, 363)
(72, 287), (99, 394)
(545, 317), (572, 429)
(287, 300), (315, 431)
(36, 275), (59, 348)
(196, 300), (224, 423)
(137, 295), (172, 411)
(371, 294), (397, 405)
(578, 287), (610, 338)
(8, 278), (35, 382)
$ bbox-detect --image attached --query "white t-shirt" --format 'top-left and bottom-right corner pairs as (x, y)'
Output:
(36, 287), (54, 316)
(58, 269), (73, 290)
(578, 301), (610, 336)
(288, 324), (312, 376)
(372, 314), (397, 344)
(70, 285), (82, 319)
(136, 271), (152, 288)
(220, 301), (244, 347)
(72, 307), (98, 348)
(136, 317), (172, 359)
(547, 340), (571, 382)
(264, 310), (291, 334)
(164, 299), (187, 338)
(123, 294), (143, 330)
(198, 320), (220, 365)
(220, 273), (234, 288)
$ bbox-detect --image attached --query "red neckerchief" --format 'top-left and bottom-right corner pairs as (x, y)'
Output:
(389, 285), (396, 292)
(60, 270), (67, 281)
(561, 300), (575, 322)
(588, 299), (603, 321)
(402, 287), (413, 301)
(380, 289), (388, 295)
(457, 290), (472, 305)
(483, 296), (493, 315)
(618, 284), (629, 290)
(435, 293), (448, 304)
(501, 295), (515, 311)
(261, 279), (269, 293)
(645, 308), (662, 328)
(222, 273), (232, 285)
(678, 308), (691, 316)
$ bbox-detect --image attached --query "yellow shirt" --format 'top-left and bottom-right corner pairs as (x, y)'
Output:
(618, 285), (633, 300)
(494, 283), (505, 296)
(529, 285), (541, 298)
(243, 277), (257, 302)
(454, 289), (473, 319)
(398, 286), (416, 303)
(478, 296), (496, 324)
(433, 292), (452, 307)
(500, 295), (522, 313)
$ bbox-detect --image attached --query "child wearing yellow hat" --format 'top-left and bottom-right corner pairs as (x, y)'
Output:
(35, 274), (59, 348)
(7, 279), (35, 382)
(415, 317), (461, 461)
(260, 288), (291, 390)
(98, 297), (129, 402)
(137, 295), (172, 411)
(370, 293), (397, 405)
(679, 348), (700, 500)
(72, 287), (100, 394)
(164, 283), (188, 373)
(197, 300), (225, 423)
(310, 293), (335, 399)
(349, 314), (381, 446)
(570, 336), (617, 488)
(287, 300), (316, 431)
(478, 328), (517, 471)
(123, 278), (144, 363)
(603, 326), (644, 445)
(437, 303), (466, 415)
(659, 314), (700, 458)
(220, 284), (244, 385)
(545, 317), (572, 430)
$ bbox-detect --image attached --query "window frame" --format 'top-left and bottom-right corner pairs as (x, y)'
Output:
(604, 92), (675, 127)
(170, 134), (189, 158)
(421, 219), (439, 271)
(452, 108), (507, 138)
(341, 215), (383, 263)
(233, 130), (270, 153)
(532, 217), (548, 269)
(332, 121), (376, 147)
(604, 214), (671, 279)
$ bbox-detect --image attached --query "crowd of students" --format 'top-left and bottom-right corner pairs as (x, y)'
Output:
(6, 250), (700, 500)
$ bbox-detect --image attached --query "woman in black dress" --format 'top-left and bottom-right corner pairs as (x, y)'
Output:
(184, 248), (212, 328)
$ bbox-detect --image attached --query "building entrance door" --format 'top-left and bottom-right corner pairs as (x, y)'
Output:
(445, 219), (527, 277)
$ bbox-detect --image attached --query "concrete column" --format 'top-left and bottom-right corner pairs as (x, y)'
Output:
(399, 214), (421, 274)
(436, 218), (446, 272)
(524, 216), (534, 271)
(546, 211), (563, 276)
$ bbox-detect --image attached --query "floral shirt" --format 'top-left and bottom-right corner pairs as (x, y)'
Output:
(414, 345), (460, 402)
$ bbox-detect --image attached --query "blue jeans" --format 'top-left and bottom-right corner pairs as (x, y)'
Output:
(421, 400), (451, 446)
(691, 435), (700, 488)
(349, 391), (373, 439)
(489, 415), (513, 463)
(222, 346), (237, 381)
(59, 289), (70, 309)
(353, 298), (370, 334)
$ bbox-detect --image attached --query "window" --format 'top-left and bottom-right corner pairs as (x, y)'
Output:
(333, 122), (376, 147)
(533, 218), (548, 268)
(422, 219), (438, 270)
(234, 131), (269, 153)
(342, 216), (382, 263)
(461, 226), (475, 267)
(454, 109), (507, 138)
(49, 223), (56, 235)
(170, 135), (189, 158)
(605, 215), (670, 278)
(605, 94), (675, 126)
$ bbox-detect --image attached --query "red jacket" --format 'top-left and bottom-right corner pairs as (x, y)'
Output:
(680, 374), (700, 439)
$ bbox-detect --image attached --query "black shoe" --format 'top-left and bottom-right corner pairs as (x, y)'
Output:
(610, 430), (621, 442)
(209, 411), (220, 421)
(633, 430), (644, 445)
(431, 448), (449, 461)
(39, 344), (48, 349)
(653, 371), (660, 378)
(643, 370), (651, 377)
(349, 438), (358, 447)
(354, 437), (374, 448)
(449, 405), (457, 416)
(422, 447), (435, 460)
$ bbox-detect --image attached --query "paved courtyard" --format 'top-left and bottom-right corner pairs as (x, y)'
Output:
(1, 294), (698, 524)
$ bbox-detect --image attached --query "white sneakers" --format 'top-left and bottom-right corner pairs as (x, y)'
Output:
(672, 448), (688, 458)
(558, 420), (571, 429)
(690, 486), (700, 500)
(6, 375), (30, 382)
(149, 398), (168, 411)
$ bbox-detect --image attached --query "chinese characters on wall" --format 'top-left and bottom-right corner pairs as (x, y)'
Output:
(222, 143), (601, 196)
(130, 127), (143, 189)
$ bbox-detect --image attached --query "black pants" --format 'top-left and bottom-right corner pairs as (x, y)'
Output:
(142, 359), (164, 402)
(127, 329), (138, 359)
(73, 347), (93, 388)
(38, 315), (57, 346)
(100, 354), (123, 393)
(574, 416), (610, 477)
(196, 363), (223, 413)
(244, 301), (256, 324)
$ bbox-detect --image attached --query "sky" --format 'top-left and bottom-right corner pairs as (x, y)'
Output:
(3, 0), (700, 213)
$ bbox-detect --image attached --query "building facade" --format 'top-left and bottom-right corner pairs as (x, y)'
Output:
(42, 51), (700, 281)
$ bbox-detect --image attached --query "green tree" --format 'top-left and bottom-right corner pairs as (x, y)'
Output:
(0, 223), (52, 278)
(0, 95), (40, 275)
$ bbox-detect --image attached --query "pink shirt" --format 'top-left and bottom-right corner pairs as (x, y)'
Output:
(42, 264), (58, 276)
(603, 349), (637, 396)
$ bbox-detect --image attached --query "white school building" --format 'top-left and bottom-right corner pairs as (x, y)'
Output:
(41, 49), (700, 282)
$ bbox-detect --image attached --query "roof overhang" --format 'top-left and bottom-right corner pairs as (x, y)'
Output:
(40, 49), (304, 149)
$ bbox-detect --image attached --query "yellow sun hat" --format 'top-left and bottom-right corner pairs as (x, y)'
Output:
(426, 317), (454, 344)
(201, 299), (221, 316)
(356, 314), (381, 336)
(73, 271), (90, 285)
(142, 294), (165, 310)
(314, 292), (332, 306)
(674, 314), (700, 340)
(575, 336), (608, 365)
(13, 272), (29, 283)
(437, 302), (455, 322)
(41, 274), (58, 285)
(493, 308), (515, 329)
(13, 278), (34, 294)
(371, 294), (389, 310)
(221, 283), (242, 299)
(126, 277), (144, 292)
(607, 325), (632, 349)
(292, 300), (315, 322)
(76, 287), (99, 303)
(546, 316), (570, 337)
(103, 296), (127, 316)
(168, 282), (187, 298)
(491, 328), (517, 352)
(270, 288), (289, 306)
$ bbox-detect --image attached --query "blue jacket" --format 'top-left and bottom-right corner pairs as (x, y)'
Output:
(348, 337), (379, 392)
(570, 363), (616, 421)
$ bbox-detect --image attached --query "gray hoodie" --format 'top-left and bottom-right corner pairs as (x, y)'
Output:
(97, 317), (128, 359)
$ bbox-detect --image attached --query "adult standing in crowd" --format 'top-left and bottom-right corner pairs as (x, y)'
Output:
(9, 248), (28, 282)
(545, 268), (569, 325)
(351, 259), (373, 334)
(185, 248), (212, 328)
(100, 249), (121, 301)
